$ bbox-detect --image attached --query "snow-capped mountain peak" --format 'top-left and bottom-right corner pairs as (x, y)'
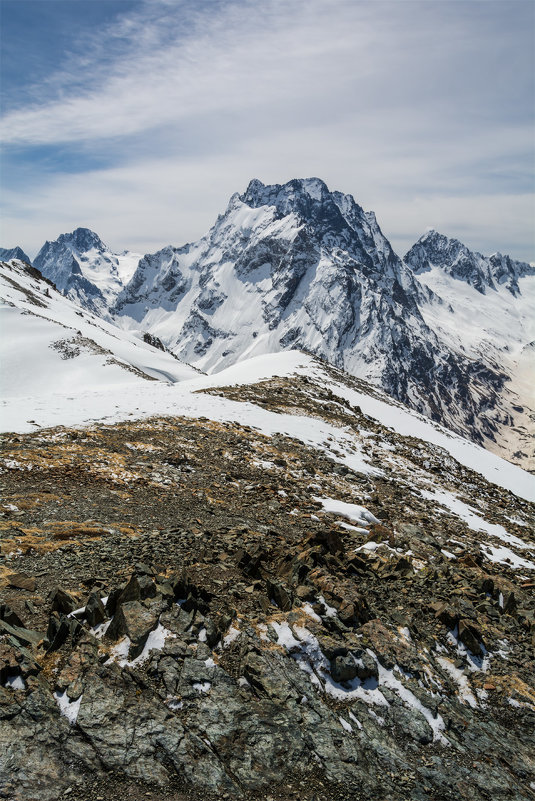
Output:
(33, 227), (141, 314)
(15, 178), (534, 470)
(404, 228), (534, 296)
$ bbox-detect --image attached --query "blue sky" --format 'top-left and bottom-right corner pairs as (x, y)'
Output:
(1, 0), (534, 261)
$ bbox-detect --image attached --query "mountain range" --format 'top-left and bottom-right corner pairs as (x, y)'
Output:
(1, 182), (535, 801)
(3, 177), (534, 470)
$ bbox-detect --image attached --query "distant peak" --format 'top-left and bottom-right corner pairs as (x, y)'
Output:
(58, 227), (107, 252)
(419, 228), (449, 243)
(0, 245), (31, 264)
(244, 178), (266, 195)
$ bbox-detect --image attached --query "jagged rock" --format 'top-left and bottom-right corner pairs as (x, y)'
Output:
(458, 619), (483, 656)
(0, 603), (25, 629)
(295, 584), (315, 602)
(45, 612), (80, 652)
(8, 573), (36, 592)
(155, 581), (174, 604)
(0, 619), (43, 648)
(104, 585), (124, 617)
(354, 650), (379, 681)
(502, 591), (517, 615)
(85, 592), (106, 627)
(432, 602), (459, 630)
(117, 574), (141, 605)
(0, 641), (40, 685)
(266, 579), (292, 611)
(105, 601), (158, 659)
(50, 587), (77, 614)
(317, 635), (347, 660)
(358, 620), (419, 673)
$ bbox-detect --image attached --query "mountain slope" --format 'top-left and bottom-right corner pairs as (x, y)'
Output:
(1, 348), (534, 801)
(33, 228), (141, 315)
(25, 180), (534, 469)
(405, 230), (535, 469)
(0, 258), (200, 401)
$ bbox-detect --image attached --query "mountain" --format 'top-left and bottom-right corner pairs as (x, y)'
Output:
(26, 180), (534, 469)
(0, 245), (31, 263)
(111, 177), (533, 466)
(405, 229), (535, 469)
(0, 257), (200, 406)
(33, 227), (141, 315)
(405, 228), (534, 296)
(1, 347), (534, 800)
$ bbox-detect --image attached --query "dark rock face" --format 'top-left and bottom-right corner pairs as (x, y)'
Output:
(34, 229), (108, 293)
(32, 227), (138, 315)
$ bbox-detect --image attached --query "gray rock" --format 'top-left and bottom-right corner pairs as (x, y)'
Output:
(330, 654), (358, 682)
(50, 587), (77, 615)
(85, 592), (106, 627)
(105, 601), (158, 659)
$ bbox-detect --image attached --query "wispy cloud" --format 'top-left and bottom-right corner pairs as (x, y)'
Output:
(1, 0), (533, 261)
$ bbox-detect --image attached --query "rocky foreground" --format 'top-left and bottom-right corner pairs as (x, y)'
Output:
(1, 373), (534, 801)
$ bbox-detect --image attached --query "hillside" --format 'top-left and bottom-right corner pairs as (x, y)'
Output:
(1, 344), (534, 800)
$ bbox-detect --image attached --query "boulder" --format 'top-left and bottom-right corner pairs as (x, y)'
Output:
(105, 601), (158, 659)
(458, 620), (483, 656)
(85, 592), (106, 627)
(331, 654), (358, 683)
(50, 587), (77, 615)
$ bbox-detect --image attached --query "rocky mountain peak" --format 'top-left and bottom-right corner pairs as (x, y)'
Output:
(55, 227), (107, 253)
(33, 227), (140, 315)
(239, 177), (358, 234)
(0, 245), (32, 264)
(241, 176), (330, 207)
(404, 229), (533, 296)
(405, 229), (474, 274)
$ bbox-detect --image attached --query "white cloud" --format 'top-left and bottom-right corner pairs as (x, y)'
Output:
(1, 0), (533, 261)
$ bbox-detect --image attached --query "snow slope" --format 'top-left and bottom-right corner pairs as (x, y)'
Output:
(17, 180), (535, 470)
(1, 341), (533, 503)
(405, 230), (535, 469)
(0, 259), (199, 400)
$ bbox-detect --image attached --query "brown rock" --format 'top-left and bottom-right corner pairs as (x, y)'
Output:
(295, 585), (315, 602)
(433, 603), (458, 630)
(266, 580), (291, 612)
(8, 573), (36, 592)
(358, 619), (419, 673)
(50, 587), (77, 615)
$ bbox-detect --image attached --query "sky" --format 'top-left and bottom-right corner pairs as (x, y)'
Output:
(1, 0), (534, 262)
